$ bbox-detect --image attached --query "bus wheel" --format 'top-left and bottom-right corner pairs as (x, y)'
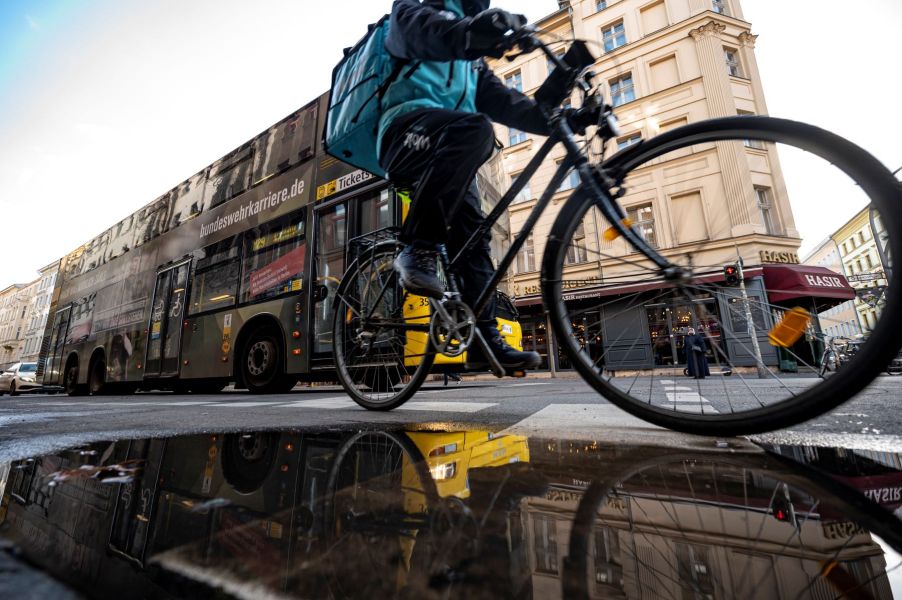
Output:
(241, 327), (294, 394)
(65, 359), (86, 396)
(89, 356), (107, 395)
(221, 432), (278, 493)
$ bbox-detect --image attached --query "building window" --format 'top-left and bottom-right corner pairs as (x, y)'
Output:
(602, 21), (627, 53)
(566, 222), (589, 264)
(533, 514), (559, 574)
(547, 50), (566, 74)
(617, 133), (642, 149)
(596, 0), (608, 10)
(509, 128), (527, 146)
(738, 110), (766, 149)
(712, 0), (730, 15)
(755, 187), (777, 235)
(504, 71), (523, 92)
(558, 164), (581, 192)
(627, 203), (657, 247)
(724, 48), (743, 77)
(609, 74), (635, 107)
(516, 233), (536, 273)
(512, 172), (532, 204)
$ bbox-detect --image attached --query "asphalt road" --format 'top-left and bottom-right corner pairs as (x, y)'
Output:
(1, 375), (900, 462)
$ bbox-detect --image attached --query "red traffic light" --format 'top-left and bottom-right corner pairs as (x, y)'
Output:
(723, 263), (741, 286)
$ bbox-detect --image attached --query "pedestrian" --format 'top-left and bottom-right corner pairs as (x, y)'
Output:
(684, 327), (710, 379)
(444, 372), (462, 385)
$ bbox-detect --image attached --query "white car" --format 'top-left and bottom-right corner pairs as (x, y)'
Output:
(0, 362), (40, 396)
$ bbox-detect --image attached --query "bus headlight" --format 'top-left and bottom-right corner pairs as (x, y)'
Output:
(429, 462), (457, 481)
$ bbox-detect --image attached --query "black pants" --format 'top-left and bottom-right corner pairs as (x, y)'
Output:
(380, 108), (497, 324)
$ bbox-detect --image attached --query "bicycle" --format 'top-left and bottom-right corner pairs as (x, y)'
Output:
(331, 28), (902, 435)
(816, 334), (846, 377)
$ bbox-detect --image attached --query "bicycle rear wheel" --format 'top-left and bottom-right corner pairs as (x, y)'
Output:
(333, 242), (436, 410)
(543, 116), (902, 435)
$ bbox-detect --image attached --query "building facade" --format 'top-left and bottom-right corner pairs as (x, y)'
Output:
(0, 284), (30, 368)
(802, 237), (863, 340)
(21, 263), (59, 363)
(831, 207), (888, 333)
(487, 0), (854, 372)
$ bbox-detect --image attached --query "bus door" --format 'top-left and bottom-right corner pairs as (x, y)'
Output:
(311, 201), (347, 358)
(44, 304), (73, 386)
(145, 259), (190, 378)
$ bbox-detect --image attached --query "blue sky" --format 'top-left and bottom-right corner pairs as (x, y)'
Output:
(0, 0), (900, 287)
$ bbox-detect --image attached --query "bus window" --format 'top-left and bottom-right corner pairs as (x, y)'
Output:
(241, 214), (306, 303)
(252, 104), (317, 185)
(359, 189), (394, 235)
(206, 144), (253, 210)
(189, 238), (241, 315)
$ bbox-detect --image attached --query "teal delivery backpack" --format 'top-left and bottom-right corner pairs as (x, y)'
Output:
(325, 15), (411, 178)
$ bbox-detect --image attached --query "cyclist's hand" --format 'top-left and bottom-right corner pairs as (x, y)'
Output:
(465, 8), (527, 59)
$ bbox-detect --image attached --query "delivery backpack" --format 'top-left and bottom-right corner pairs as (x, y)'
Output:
(324, 15), (418, 179)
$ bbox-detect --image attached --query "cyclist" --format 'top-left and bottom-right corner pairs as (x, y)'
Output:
(379, 0), (569, 371)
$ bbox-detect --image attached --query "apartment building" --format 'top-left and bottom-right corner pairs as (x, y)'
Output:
(0, 284), (30, 368)
(831, 207), (889, 333)
(20, 263), (59, 363)
(802, 237), (862, 340)
(487, 0), (855, 371)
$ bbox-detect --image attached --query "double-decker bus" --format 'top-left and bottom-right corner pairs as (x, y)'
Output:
(37, 94), (520, 395)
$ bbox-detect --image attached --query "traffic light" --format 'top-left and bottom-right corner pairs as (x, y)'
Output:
(770, 489), (798, 528)
(723, 263), (740, 286)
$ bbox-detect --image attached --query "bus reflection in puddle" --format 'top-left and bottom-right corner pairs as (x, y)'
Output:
(2, 432), (901, 599)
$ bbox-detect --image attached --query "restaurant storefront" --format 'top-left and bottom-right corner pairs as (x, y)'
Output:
(513, 264), (855, 373)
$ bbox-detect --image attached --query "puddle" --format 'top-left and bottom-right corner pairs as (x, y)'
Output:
(2, 429), (902, 599)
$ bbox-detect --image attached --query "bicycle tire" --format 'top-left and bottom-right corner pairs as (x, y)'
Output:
(322, 431), (439, 599)
(543, 116), (902, 435)
(563, 448), (902, 600)
(333, 241), (436, 410)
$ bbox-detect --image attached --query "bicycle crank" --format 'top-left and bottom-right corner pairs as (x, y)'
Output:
(429, 299), (475, 358)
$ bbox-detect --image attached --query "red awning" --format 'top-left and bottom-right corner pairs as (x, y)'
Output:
(762, 264), (855, 303)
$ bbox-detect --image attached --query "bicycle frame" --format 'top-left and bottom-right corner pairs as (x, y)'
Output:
(447, 109), (672, 321)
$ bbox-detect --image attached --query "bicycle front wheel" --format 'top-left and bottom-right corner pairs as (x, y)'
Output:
(333, 242), (436, 410)
(543, 116), (902, 435)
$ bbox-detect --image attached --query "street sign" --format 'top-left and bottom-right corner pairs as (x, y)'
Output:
(847, 272), (884, 283)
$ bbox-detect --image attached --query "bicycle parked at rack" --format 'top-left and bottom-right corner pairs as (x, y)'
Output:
(331, 27), (902, 436)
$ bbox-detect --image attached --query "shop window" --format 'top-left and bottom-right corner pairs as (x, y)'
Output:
(241, 213), (306, 304)
(189, 237), (241, 315)
(627, 203), (657, 248)
(516, 233), (536, 273)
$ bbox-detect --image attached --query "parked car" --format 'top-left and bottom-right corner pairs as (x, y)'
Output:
(0, 362), (39, 396)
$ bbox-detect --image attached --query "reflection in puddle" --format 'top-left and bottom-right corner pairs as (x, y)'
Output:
(1, 431), (901, 599)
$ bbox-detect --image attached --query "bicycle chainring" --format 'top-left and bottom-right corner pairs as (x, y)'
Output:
(429, 300), (475, 358)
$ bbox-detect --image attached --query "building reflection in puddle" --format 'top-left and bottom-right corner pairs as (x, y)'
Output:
(1, 431), (901, 599)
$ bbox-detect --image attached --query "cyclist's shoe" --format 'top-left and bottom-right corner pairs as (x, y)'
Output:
(467, 326), (541, 370)
(394, 243), (444, 299)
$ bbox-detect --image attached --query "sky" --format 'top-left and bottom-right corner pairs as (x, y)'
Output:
(1, 0), (900, 288)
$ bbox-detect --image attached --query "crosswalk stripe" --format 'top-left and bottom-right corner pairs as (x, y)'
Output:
(212, 401), (288, 408)
(396, 401), (496, 412)
(278, 397), (355, 409)
(497, 403), (663, 437)
(508, 383), (551, 387)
